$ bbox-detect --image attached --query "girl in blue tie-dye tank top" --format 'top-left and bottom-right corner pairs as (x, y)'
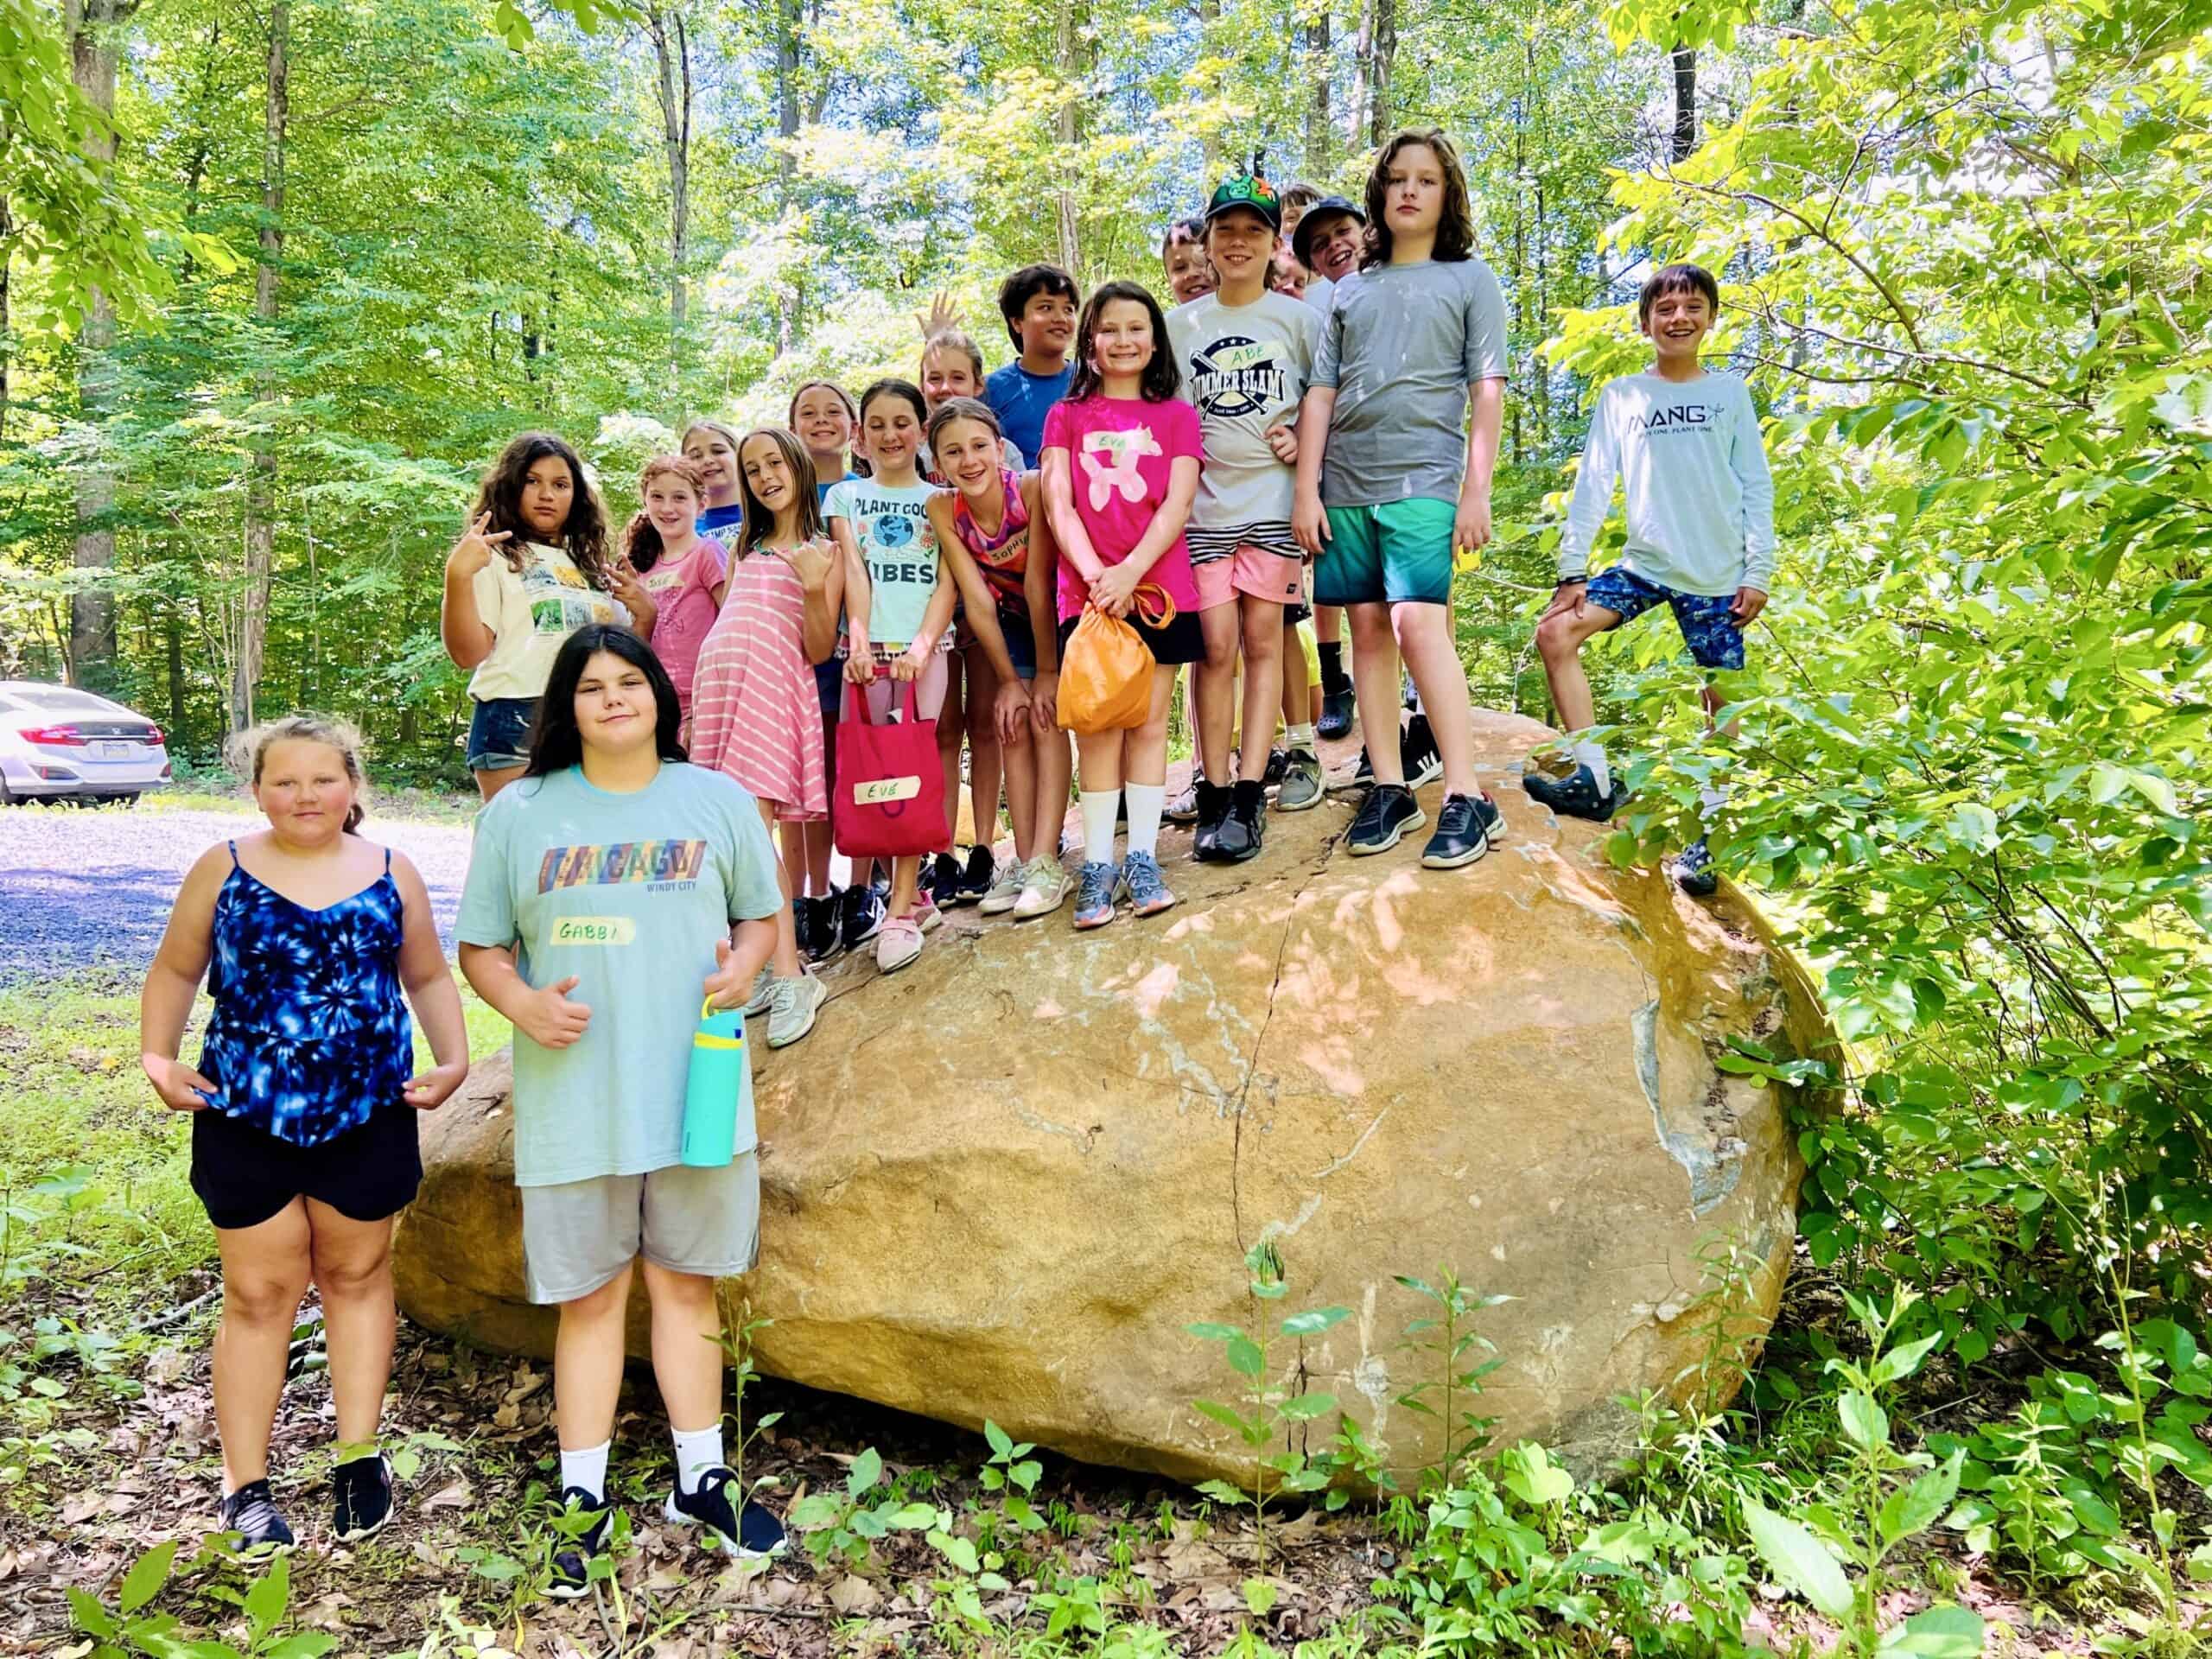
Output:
(140, 715), (470, 1552)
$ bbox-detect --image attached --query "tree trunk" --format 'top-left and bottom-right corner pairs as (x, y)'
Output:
(1198, 0), (1220, 168)
(645, 4), (691, 413)
(66, 0), (131, 689)
(233, 0), (288, 736)
(1670, 45), (1697, 162)
(773, 0), (802, 350)
(1054, 0), (1083, 278)
(1367, 0), (1395, 147)
(0, 200), (11, 443)
(166, 608), (186, 740)
(1304, 1), (1330, 181)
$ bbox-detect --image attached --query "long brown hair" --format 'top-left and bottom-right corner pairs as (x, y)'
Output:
(623, 454), (708, 573)
(1363, 127), (1477, 269)
(467, 431), (614, 588)
(734, 428), (825, 558)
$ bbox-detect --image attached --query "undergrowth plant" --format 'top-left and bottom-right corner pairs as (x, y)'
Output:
(70, 1541), (333, 1659)
(1393, 1265), (1510, 1489)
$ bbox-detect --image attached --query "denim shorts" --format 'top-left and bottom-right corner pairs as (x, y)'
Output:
(995, 607), (1038, 681)
(466, 696), (537, 772)
(1584, 566), (1747, 671)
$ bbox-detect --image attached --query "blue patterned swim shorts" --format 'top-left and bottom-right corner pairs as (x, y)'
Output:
(1584, 566), (1747, 671)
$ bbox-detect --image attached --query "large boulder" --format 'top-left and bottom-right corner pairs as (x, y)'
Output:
(394, 708), (1836, 1487)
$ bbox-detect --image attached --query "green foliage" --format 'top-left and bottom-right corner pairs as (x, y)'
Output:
(1392, 1265), (1511, 1486)
(786, 1444), (948, 1570)
(69, 1542), (335, 1659)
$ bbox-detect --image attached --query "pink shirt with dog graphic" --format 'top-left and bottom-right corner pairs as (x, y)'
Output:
(1039, 394), (1204, 622)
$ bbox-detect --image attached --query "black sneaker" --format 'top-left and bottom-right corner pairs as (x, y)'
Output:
(1262, 749), (1288, 789)
(664, 1467), (788, 1560)
(929, 850), (963, 908)
(1675, 837), (1719, 898)
(332, 1452), (394, 1543)
(1319, 683), (1355, 741)
(1346, 785), (1425, 855)
(218, 1479), (295, 1554)
(1192, 780), (1230, 861)
(546, 1486), (613, 1601)
(1522, 763), (1624, 823)
(801, 893), (842, 963)
(1221, 780), (1265, 863)
(1422, 792), (1504, 870)
(957, 844), (995, 905)
(1401, 713), (1442, 791)
(839, 882), (886, 953)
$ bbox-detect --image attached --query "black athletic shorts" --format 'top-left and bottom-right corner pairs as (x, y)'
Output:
(190, 1103), (424, 1232)
(1056, 607), (1205, 668)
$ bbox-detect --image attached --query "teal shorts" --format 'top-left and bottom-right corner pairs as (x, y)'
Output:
(1314, 499), (1458, 607)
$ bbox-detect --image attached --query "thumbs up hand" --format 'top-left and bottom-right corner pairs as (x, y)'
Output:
(519, 975), (592, 1049)
(702, 938), (752, 1011)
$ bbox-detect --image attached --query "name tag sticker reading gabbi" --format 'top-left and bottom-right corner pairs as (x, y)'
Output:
(552, 917), (639, 946)
(853, 775), (921, 805)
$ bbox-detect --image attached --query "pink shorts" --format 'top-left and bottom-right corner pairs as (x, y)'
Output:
(1192, 555), (1238, 613)
(1231, 543), (1306, 607)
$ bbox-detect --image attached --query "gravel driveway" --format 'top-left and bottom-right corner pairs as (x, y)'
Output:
(0, 800), (476, 981)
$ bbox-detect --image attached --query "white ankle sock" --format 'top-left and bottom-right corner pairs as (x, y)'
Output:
(560, 1440), (610, 1501)
(1284, 722), (1315, 751)
(1572, 738), (1611, 794)
(670, 1424), (724, 1495)
(1078, 790), (1121, 863)
(1123, 783), (1166, 859)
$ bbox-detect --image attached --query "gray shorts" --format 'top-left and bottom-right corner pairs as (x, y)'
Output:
(518, 1155), (760, 1305)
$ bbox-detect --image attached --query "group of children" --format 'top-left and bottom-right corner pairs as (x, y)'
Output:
(137, 124), (1775, 1590)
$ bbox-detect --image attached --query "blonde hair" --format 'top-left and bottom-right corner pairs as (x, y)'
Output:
(919, 328), (987, 387)
(680, 418), (742, 458)
(227, 714), (370, 833)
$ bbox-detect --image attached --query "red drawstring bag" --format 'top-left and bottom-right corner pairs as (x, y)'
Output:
(832, 677), (948, 861)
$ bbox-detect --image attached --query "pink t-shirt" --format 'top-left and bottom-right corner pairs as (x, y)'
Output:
(1039, 396), (1204, 623)
(641, 536), (730, 715)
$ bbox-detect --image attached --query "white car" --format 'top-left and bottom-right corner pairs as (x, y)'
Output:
(0, 681), (175, 805)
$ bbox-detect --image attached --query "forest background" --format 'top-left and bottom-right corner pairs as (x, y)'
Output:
(5, 0), (2212, 1653)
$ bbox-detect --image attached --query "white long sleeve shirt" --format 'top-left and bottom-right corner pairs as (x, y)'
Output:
(1557, 372), (1777, 595)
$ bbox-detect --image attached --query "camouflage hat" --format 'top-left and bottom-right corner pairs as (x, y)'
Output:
(1203, 175), (1282, 233)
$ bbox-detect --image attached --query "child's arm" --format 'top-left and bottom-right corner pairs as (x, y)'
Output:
(704, 539), (730, 611)
(830, 513), (877, 680)
(934, 537), (1032, 737)
(776, 539), (845, 663)
(458, 944), (592, 1051)
(702, 925), (777, 1010)
(1732, 383), (1777, 622)
(1040, 448), (1109, 589)
(608, 559), (658, 638)
(391, 852), (470, 1109)
(1550, 385), (1622, 620)
(139, 845), (230, 1111)
(441, 515), (508, 671)
(1453, 378), (1506, 557)
(1090, 455), (1199, 617)
(1291, 385), (1338, 556)
(1022, 475), (1063, 731)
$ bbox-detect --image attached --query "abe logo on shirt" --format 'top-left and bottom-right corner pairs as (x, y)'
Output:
(1190, 335), (1287, 420)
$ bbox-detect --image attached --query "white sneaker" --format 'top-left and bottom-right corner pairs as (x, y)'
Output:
(1013, 857), (1071, 920)
(978, 858), (1026, 915)
(743, 963), (775, 1016)
(766, 970), (825, 1049)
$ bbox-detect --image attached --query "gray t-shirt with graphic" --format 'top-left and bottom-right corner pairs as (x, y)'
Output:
(1166, 289), (1320, 562)
(1311, 257), (1510, 507)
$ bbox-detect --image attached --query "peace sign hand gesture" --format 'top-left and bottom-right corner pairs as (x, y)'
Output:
(448, 512), (511, 581)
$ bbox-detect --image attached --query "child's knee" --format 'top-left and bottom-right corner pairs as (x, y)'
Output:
(1535, 611), (1582, 661)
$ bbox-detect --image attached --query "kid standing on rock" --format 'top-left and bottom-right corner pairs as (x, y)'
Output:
(141, 716), (469, 1552)
(689, 429), (843, 1048)
(1293, 127), (1510, 872)
(1039, 281), (1206, 930)
(1169, 173), (1325, 866)
(623, 455), (729, 733)
(1524, 263), (1775, 897)
(458, 626), (789, 1592)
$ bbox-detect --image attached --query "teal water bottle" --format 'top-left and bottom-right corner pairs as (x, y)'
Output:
(680, 995), (747, 1168)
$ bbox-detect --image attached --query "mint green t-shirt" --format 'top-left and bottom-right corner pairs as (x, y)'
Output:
(455, 762), (785, 1187)
(823, 475), (942, 649)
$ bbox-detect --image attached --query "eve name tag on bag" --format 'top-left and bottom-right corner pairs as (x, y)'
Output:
(853, 775), (921, 804)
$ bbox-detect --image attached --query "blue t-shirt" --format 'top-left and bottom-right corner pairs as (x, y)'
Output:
(696, 503), (746, 538)
(984, 361), (1074, 471)
(455, 762), (785, 1186)
(815, 470), (860, 509)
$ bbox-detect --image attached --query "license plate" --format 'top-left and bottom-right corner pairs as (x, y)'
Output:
(92, 741), (134, 760)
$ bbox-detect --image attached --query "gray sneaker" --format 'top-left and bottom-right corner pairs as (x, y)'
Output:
(743, 963), (775, 1016)
(1073, 861), (1120, 929)
(1121, 851), (1178, 918)
(1274, 748), (1323, 811)
(766, 970), (825, 1049)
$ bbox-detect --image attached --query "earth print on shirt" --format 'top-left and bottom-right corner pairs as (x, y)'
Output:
(1081, 426), (1165, 508)
(1186, 334), (1291, 422)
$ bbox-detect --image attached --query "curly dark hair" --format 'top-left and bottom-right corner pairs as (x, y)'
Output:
(1065, 282), (1181, 404)
(1363, 128), (1477, 269)
(467, 431), (615, 588)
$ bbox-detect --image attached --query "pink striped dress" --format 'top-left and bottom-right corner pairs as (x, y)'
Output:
(687, 542), (829, 821)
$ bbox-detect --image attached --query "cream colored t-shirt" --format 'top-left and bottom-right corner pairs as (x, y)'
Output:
(467, 542), (628, 702)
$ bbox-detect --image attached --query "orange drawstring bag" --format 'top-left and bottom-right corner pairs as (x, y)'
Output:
(1056, 584), (1174, 734)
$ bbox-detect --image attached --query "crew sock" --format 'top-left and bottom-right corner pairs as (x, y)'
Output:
(1124, 783), (1166, 860)
(671, 1424), (723, 1495)
(1078, 790), (1122, 863)
(560, 1440), (611, 1502)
